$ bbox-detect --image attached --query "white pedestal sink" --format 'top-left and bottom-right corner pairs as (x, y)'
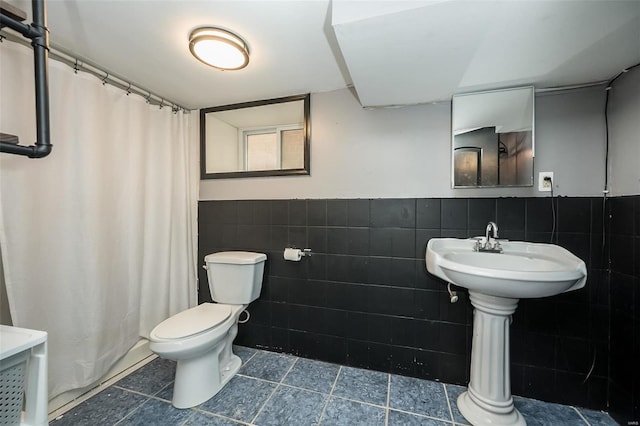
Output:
(426, 238), (587, 426)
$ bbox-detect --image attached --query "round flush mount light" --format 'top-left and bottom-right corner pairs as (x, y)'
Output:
(189, 27), (249, 71)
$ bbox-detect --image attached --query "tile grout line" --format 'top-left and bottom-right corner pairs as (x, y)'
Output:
(317, 365), (342, 425)
(238, 347), (259, 366)
(237, 373), (329, 397)
(572, 406), (592, 426)
(236, 370), (391, 410)
(190, 408), (254, 426)
(112, 394), (152, 425)
(242, 372), (396, 412)
(249, 355), (300, 425)
(385, 374), (391, 426)
(248, 381), (279, 425)
(179, 410), (199, 426)
(329, 393), (391, 411)
(279, 356), (300, 384)
(112, 384), (169, 401)
(442, 382), (456, 424)
(387, 406), (458, 424)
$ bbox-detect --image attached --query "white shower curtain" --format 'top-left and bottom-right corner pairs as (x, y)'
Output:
(0, 42), (198, 397)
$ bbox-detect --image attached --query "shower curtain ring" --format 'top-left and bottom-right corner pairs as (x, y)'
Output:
(101, 73), (109, 85)
(159, 98), (164, 110)
(73, 59), (79, 74)
(145, 92), (152, 104)
(0, 34), (5, 43)
(126, 83), (131, 96)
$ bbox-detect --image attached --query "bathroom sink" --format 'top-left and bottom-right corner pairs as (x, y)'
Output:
(426, 236), (587, 425)
(426, 238), (587, 299)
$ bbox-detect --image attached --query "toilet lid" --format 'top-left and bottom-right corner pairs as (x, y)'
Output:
(153, 303), (231, 339)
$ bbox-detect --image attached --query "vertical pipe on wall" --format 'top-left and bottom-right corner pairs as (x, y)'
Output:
(30, 0), (51, 158)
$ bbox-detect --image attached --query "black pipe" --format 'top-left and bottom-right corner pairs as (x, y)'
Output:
(0, 14), (39, 39)
(0, 0), (52, 158)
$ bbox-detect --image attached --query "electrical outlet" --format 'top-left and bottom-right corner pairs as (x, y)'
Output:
(538, 172), (554, 192)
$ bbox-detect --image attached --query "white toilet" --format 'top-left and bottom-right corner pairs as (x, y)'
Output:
(149, 251), (266, 409)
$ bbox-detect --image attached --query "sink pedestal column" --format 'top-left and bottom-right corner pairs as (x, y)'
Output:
(458, 291), (525, 426)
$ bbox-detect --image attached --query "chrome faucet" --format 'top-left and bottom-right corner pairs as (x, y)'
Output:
(474, 221), (503, 253)
(486, 221), (498, 241)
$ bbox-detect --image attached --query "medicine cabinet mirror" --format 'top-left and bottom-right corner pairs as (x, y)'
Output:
(451, 86), (534, 188)
(200, 94), (310, 179)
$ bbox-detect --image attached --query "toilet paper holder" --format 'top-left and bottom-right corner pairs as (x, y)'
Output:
(283, 247), (312, 261)
(291, 248), (312, 257)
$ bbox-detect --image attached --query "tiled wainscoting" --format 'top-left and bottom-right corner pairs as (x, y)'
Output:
(607, 196), (639, 423)
(51, 347), (618, 425)
(198, 196), (638, 423)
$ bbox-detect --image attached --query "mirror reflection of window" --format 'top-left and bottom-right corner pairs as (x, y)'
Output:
(281, 128), (304, 169)
(244, 125), (304, 171)
(246, 132), (278, 171)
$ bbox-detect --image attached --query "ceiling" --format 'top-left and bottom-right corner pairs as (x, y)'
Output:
(4, 0), (640, 110)
(334, 0), (640, 107)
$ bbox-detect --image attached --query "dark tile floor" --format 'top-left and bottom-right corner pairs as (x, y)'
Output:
(51, 346), (619, 426)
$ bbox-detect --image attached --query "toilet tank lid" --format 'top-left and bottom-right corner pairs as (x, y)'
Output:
(205, 251), (267, 265)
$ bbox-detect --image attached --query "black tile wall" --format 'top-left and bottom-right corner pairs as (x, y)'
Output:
(198, 196), (611, 412)
(607, 195), (639, 424)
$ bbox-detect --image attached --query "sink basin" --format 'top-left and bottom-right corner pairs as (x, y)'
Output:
(426, 238), (587, 299)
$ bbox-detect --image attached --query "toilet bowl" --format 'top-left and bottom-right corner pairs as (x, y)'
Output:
(149, 251), (266, 409)
(149, 303), (244, 408)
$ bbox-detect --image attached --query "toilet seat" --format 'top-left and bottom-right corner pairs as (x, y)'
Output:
(152, 303), (231, 340)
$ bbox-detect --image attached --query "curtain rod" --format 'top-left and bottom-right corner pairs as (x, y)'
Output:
(0, 30), (191, 113)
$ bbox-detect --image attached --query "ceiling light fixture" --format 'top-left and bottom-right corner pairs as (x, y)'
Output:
(189, 27), (249, 71)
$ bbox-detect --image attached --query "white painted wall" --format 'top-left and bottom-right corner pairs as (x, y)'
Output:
(609, 67), (640, 196)
(199, 86), (607, 200)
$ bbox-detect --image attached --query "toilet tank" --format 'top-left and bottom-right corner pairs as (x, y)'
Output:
(204, 251), (267, 304)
